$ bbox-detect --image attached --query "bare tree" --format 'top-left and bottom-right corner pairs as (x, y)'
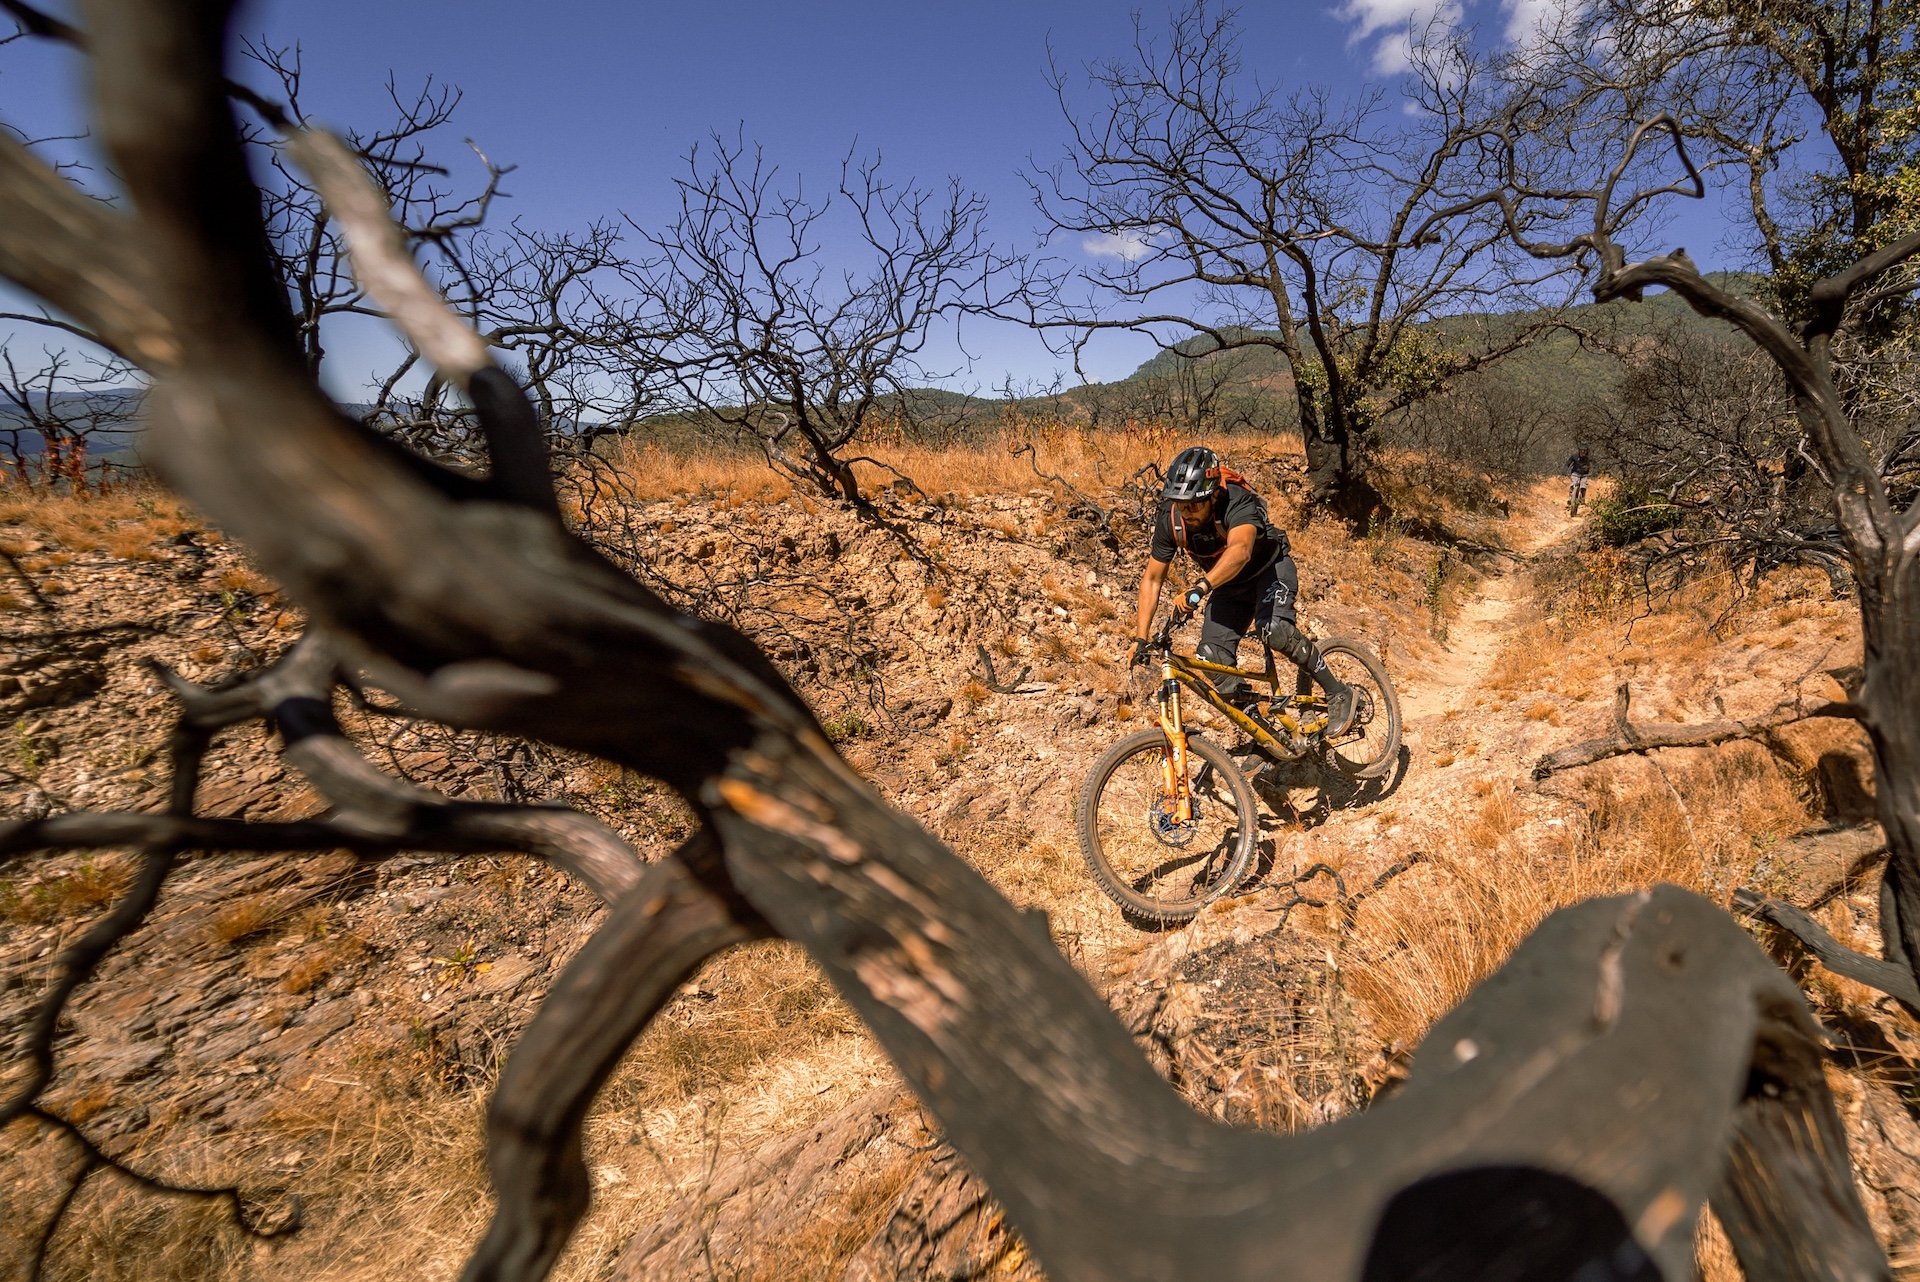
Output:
(1025, 1), (1577, 521)
(366, 219), (665, 464)
(620, 134), (1003, 504)
(1576, 317), (1857, 587)
(0, 5), (1894, 1280)
(1495, 0), (1920, 1007)
(239, 42), (514, 382)
(0, 345), (141, 490)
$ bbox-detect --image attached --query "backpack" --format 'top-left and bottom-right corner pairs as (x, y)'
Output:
(1169, 469), (1287, 562)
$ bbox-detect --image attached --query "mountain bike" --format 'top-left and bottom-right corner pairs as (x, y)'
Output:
(1567, 472), (1590, 516)
(1076, 608), (1401, 925)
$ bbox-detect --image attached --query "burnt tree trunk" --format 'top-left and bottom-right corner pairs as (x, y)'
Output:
(1854, 555), (1920, 994)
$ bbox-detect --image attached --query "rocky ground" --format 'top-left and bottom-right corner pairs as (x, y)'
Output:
(3, 466), (1915, 1280)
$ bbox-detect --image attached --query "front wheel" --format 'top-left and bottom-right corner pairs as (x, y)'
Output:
(1318, 638), (1402, 780)
(1076, 730), (1259, 926)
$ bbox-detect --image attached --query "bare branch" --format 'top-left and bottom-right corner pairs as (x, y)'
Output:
(466, 832), (770, 1282)
(1533, 683), (1861, 780)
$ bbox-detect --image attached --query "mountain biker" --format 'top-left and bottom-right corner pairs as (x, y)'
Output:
(1566, 445), (1593, 514)
(1129, 445), (1356, 736)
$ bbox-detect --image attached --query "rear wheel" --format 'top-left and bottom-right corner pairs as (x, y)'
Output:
(1318, 638), (1401, 780)
(1076, 730), (1259, 926)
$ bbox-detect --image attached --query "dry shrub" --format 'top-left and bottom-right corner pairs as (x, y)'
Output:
(104, 525), (164, 561)
(205, 896), (284, 947)
(281, 932), (372, 995)
(1, 856), (131, 925)
(215, 566), (275, 596)
(1347, 740), (1816, 1050)
(1375, 445), (1510, 506)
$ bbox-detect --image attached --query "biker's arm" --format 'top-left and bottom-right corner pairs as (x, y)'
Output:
(1200, 525), (1258, 592)
(1134, 556), (1170, 639)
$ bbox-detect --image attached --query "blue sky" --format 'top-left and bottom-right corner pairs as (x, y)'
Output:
(1, 0), (1737, 398)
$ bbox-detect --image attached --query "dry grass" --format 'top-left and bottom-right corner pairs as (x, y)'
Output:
(205, 896), (284, 947)
(0, 485), (197, 556)
(592, 425), (1305, 505)
(1342, 550), (1838, 1052)
(1342, 745), (1802, 1050)
(281, 930), (373, 996)
(7, 444), (1879, 1280)
(0, 855), (132, 926)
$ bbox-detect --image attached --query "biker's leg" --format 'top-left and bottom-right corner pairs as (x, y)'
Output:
(1260, 559), (1357, 733)
(1198, 589), (1256, 702)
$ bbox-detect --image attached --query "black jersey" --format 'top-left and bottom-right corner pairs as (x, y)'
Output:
(1149, 483), (1285, 589)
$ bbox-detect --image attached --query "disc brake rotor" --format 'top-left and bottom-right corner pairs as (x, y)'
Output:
(1148, 797), (1198, 847)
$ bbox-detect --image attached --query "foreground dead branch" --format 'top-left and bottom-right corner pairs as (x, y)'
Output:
(0, 6), (1891, 1279)
(1534, 682), (1861, 780)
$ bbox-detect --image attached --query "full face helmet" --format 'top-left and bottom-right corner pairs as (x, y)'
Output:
(1162, 446), (1222, 502)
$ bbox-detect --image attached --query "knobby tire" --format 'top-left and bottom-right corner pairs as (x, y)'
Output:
(1076, 729), (1258, 926)
(1318, 637), (1401, 780)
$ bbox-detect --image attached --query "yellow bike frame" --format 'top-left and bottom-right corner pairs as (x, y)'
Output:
(1165, 647), (1330, 761)
(1148, 640), (1337, 818)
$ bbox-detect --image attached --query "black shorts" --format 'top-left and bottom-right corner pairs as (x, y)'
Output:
(1200, 557), (1298, 660)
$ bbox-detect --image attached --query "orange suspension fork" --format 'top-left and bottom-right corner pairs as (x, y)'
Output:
(1156, 660), (1193, 823)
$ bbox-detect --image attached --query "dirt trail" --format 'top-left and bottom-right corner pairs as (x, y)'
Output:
(1399, 480), (1570, 725)
(1248, 480), (1582, 880)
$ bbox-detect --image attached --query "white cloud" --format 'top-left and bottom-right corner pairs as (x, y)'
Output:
(1333, 0), (1463, 73)
(1500, 0), (1582, 48)
(1082, 229), (1153, 262)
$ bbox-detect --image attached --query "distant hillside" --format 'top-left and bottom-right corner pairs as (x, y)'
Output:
(0, 275), (1765, 461)
(1115, 273), (1760, 394)
(0, 388), (146, 464)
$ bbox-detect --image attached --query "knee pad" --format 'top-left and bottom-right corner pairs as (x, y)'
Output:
(1264, 619), (1317, 670)
(1195, 639), (1239, 668)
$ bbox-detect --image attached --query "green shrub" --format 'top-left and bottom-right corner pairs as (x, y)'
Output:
(1590, 485), (1682, 547)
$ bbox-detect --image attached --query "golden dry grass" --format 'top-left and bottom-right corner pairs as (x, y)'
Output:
(0, 485), (197, 556)
(1338, 547), (1847, 1053)
(0, 855), (132, 926)
(1342, 741), (1817, 1051)
(590, 423), (1306, 506)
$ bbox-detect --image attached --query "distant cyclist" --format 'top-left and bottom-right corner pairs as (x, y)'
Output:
(1129, 445), (1355, 735)
(1567, 445), (1593, 516)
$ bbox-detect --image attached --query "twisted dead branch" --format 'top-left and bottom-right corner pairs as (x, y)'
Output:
(1533, 682), (1863, 780)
